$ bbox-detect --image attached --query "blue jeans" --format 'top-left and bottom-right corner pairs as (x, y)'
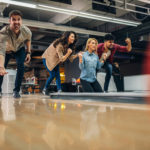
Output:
(0, 47), (26, 92)
(43, 59), (61, 91)
(103, 62), (113, 92)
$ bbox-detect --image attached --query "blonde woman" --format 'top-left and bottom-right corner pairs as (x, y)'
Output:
(79, 38), (106, 92)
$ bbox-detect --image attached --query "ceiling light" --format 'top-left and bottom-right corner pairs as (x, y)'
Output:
(0, 0), (36, 8)
(0, 17), (108, 36)
(0, 0), (141, 26)
(38, 4), (140, 26)
(138, 0), (150, 4)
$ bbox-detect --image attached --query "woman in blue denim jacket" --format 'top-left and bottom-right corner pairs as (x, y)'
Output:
(79, 38), (106, 92)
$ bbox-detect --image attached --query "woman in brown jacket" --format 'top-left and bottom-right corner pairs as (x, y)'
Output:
(42, 31), (78, 95)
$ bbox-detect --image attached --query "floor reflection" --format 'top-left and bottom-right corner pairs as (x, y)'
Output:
(1, 98), (16, 121)
(0, 94), (150, 150)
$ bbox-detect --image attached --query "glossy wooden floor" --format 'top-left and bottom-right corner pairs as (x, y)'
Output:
(0, 94), (150, 150)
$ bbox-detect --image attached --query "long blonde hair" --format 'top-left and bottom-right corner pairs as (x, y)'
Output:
(84, 38), (98, 52)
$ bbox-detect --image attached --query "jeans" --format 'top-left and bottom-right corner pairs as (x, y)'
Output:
(43, 59), (61, 91)
(0, 47), (26, 92)
(103, 62), (113, 92)
(80, 79), (103, 92)
(113, 74), (124, 92)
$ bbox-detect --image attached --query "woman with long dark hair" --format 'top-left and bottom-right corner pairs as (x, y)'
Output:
(42, 31), (78, 95)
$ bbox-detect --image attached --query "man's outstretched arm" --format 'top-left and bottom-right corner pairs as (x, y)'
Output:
(0, 55), (7, 76)
(125, 38), (132, 52)
(117, 38), (132, 52)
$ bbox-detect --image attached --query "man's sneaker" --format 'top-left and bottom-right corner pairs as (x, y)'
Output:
(42, 88), (49, 95)
(57, 89), (62, 93)
(0, 92), (2, 98)
(13, 91), (21, 98)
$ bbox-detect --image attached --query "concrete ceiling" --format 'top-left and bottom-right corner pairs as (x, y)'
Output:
(0, 0), (150, 68)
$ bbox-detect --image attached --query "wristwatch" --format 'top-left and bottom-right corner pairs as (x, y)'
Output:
(26, 52), (31, 55)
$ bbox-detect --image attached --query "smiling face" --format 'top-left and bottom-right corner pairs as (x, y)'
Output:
(105, 40), (114, 50)
(88, 40), (98, 52)
(9, 15), (22, 33)
(68, 33), (75, 44)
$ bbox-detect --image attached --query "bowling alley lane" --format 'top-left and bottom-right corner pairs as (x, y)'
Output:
(0, 94), (150, 150)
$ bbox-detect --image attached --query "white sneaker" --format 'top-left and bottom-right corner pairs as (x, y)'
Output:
(13, 91), (21, 98)
(57, 90), (62, 93)
(42, 88), (49, 95)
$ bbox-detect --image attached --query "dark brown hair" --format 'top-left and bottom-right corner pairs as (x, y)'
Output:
(104, 34), (115, 41)
(53, 31), (77, 52)
(9, 10), (23, 18)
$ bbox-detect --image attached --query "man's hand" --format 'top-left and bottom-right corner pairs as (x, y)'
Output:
(0, 67), (8, 76)
(103, 53), (107, 61)
(25, 54), (31, 63)
(100, 52), (107, 63)
(125, 38), (131, 44)
(125, 38), (132, 52)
